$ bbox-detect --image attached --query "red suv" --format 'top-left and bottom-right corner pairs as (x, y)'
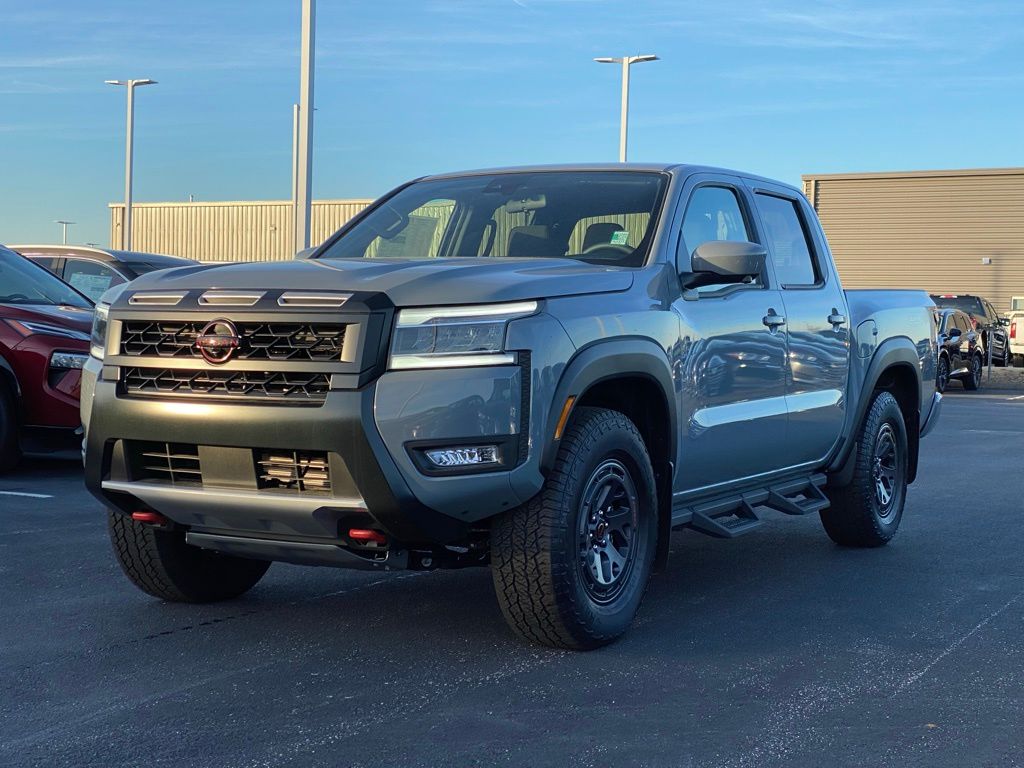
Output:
(0, 244), (94, 471)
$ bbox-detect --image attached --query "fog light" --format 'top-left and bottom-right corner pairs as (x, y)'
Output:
(424, 445), (499, 468)
(50, 351), (89, 370)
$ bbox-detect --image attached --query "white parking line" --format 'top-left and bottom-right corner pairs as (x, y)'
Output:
(0, 491), (54, 499)
(1007, 394), (1024, 401)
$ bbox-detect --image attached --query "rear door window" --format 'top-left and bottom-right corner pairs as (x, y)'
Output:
(755, 193), (819, 287)
(63, 258), (125, 302)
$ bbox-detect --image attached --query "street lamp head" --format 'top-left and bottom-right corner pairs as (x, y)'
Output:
(631, 54), (659, 63)
(593, 57), (621, 64)
(105, 79), (157, 87)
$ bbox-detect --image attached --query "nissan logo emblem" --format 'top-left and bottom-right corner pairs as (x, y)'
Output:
(195, 319), (240, 364)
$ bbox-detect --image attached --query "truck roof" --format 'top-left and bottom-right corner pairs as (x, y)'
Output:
(421, 163), (802, 194)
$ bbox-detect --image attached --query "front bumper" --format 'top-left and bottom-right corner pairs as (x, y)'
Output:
(83, 364), (545, 568)
(920, 390), (942, 438)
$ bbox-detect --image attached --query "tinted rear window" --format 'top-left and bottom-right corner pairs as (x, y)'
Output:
(931, 296), (983, 316)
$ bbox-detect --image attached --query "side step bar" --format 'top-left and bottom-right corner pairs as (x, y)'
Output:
(675, 474), (829, 539)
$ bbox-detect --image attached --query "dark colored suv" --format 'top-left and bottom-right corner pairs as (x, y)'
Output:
(935, 308), (983, 392)
(930, 294), (1011, 367)
(12, 245), (197, 304)
(0, 245), (93, 470)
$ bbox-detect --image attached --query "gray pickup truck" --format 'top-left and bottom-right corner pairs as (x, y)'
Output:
(82, 164), (941, 649)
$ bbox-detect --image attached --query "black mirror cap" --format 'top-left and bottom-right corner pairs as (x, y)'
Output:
(686, 240), (766, 286)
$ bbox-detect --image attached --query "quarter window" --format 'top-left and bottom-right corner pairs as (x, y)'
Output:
(755, 194), (819, 287)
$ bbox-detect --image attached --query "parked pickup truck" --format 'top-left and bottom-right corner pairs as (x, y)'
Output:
(82, 164), (941, 649)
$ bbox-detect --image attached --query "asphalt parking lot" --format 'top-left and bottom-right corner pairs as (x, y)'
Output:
(1, 392), (1022, 768)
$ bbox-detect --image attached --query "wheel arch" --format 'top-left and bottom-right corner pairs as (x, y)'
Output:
(829, 338), (923, 487)
(542, 338), (677, 571)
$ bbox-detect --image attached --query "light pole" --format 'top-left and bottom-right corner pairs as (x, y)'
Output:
(294, 0), (316, 254)
(593, 55), (658, 162)
(105, 78), (156, 250)
(54, 220), (75, 245)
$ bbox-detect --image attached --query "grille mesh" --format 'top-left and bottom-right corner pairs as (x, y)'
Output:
(123, 367), (329, 402)
(120, 321), (346, 362)
(133, 442), (202, 486)
(256, 451), (332, 495)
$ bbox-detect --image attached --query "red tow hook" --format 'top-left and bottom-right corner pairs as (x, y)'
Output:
(131, 511), (170, 526)
(348, 528), (388, 546)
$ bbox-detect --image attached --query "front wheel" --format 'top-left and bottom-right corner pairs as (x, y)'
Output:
(109, 512), (270, 602)
(821, 391), (908, 547)
(935, 355), (950, 394)
(491, 407), (657, 650)
(0, 382), (20, 473)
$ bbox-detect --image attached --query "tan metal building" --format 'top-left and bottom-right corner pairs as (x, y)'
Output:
(109, 199), (374, 263)
(802, 167), (1024, 313)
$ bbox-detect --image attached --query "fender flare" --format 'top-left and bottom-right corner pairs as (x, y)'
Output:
(828, 337), (923, 486)
(540, 337), (678, 473)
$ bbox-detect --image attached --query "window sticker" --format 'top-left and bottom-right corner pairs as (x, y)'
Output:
(610, 230), (629, 246)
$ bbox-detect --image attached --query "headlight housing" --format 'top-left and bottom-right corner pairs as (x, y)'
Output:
(389, 301), (537, 370)
(90, 304), (109, 360)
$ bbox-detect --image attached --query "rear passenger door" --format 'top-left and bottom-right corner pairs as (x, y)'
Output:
(749, 181), (850, 467)
(62, 258), (126, 303)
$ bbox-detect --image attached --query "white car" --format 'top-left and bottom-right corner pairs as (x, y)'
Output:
(1009, 310), (1024, 366)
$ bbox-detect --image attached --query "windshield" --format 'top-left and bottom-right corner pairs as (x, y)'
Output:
(0, 247), (92, 307)
(318, 171), (668, 267)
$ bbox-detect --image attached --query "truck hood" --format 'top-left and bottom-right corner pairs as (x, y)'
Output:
(127, 257), (634, 306)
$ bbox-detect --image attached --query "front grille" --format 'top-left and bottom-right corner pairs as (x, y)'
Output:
(132, 442), (202, 486)
(123, 367), (330, 403)
(120, 321), (347, 362)
(256, 450), (332, 495)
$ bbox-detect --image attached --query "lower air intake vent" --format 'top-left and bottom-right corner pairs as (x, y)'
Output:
(256, 450), (331, 495)
(131, 442), (202, 486)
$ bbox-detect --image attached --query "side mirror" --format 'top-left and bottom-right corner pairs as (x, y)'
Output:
(685, 240), (766, 288)
(295, 247), (317, 260)
(1000, 317), (1011, 327)
(947, 327), (962, 339)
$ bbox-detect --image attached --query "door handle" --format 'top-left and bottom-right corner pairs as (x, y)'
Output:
(828, 310), (847, 328)
(762, 310), (786, 329)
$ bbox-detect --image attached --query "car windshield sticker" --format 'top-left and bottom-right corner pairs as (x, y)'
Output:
(610, 230), (629, 246)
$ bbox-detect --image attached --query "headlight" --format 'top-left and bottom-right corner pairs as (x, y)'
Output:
(389, 301), (538, 370)
(50, 351), (89, 370)
(90, 304), (110, 360)
(3, 319), (90, 342)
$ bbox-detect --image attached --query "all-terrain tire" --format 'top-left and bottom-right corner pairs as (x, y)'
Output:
(0, 380), (21, 473)
(821, 391), (908, 547)
(491, 407), (657, 650)
(962, 352), (983, 390)
(109, 512), (270, 602)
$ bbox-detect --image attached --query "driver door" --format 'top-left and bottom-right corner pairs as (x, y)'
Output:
(670, 175), (790, 492)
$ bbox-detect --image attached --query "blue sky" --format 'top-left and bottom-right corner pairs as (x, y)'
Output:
(1, 0), (1023, 247)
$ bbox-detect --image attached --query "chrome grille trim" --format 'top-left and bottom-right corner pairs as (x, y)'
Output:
(277, 292), (352, 308)
(198, 291), (265, 306)
(122, 367), (330, 403)
(128, 291), (187, 306)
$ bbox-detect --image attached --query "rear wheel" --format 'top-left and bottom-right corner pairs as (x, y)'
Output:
(0, 381), (21, 473)
(963, 353), (983, 390)
(109, 512), (270, 602)
(491, 407), (657, 650)
(821, 391), (908, 547)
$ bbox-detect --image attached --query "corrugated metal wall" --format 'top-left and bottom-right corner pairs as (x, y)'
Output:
(110, 200), (374, 262)
(802, 168), (1024, 313)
